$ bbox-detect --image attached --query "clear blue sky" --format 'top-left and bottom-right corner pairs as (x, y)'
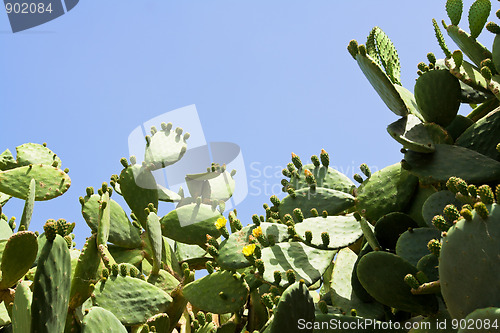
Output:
(1, 1), (494, 247)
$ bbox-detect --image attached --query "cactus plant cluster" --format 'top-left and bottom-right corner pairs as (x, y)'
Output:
(1, 0), (500, 332)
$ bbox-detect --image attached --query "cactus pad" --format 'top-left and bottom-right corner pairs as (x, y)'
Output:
(260, 242), (336, 287)
(0, 231), (37, 289)
(440, 203), (500, 319)
(182, 270), (249, 314)
(374, 212), (419, 250)
(446, 24), (492, 67)
(218, 222), (288, 270)
(185, 169), (235, 202)
(81, 307), (127, 333)
(357, 251), (438, 315)
(0, 164), (71, 201)
(91, 274), (173, 325)
(15, 143), (62, 168)
(395, 228), (441, 266)
(414, 69), (461, 127)
(160, 203), (222, 246)
(294, 215), (362, 250)
(286, 163), (355, 194)
(144, 122), (189, 169)
(81, 194), (142, 248)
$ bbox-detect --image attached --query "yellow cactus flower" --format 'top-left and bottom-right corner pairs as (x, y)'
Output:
(215, 217), (227, 229)
(252, 226), (263, 238)
(304, 169), (313, 177)
(242, 244), (256, 257)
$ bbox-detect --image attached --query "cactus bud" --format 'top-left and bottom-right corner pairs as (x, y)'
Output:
(252, 214), (261, 226)
(400, 159), (412, 170)
(206, 245), (219, 257)
(417, 62), (428, 72)
(353, 173), (364, 183)
(443, 204), (460, 223)
(255, 259), (265, 273)
(205, 261), (214, 274)
(478, 185), (494, 204)
(427, 239), (441, 256)
(286, 269), (296, 284)
(181, 262), (190, 271)
(119, 264), (128, 276)
(305, 230), (313, 244)
(427, 52), (436, 65)
(358, 44), (366, 56)
(432, 215), (449, 232)
(262, 294), (274, 309)
(481, 66), (492, 80)
(287, 225), (296, 237)
(293, 208), (304, 222)
(130, 267), (139, 278)
(206, 313), (213, 323)
(404, 274), (420, 289)
(197, 311), (206, 326)
(310, 208), (319, 217)
(291, 153), (302, 169)
(86, 187), (94, 197)
(496, 184), (500, 202)
(282, 168), (291, 178)
(359, 163), (371, 178)
(322, 210), (328, 218)
(102, 268), (109, 279)
(474, 201), (490, 220)
(283, 214), (294, 225)
(273, 271), (282, 285)
(311, 155), (320, 167)
(43, 220), (57, 241)
(206, 235), (219, 250)
(321, 232), (330, 247)
(320, 149), (329, 167)
(452, 50), (463, 68)
(281, 179), (289, 188)
(270, 195), (280, 207)
(461, 208), (473, 221)
(111, 264), (119, 276)
(260, 215), (265, 222)
(287, 187), (296, 198)
(467, 184), (478, 198)
(347, 40), (359, 59)
(318, 300), (328, 314)
(97, 188), (103, 196)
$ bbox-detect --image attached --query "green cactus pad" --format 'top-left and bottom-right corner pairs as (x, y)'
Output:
(92, 274), (173, 325)
(260, 242), (336, 287)
(157, 184), (181, 202)
(446, 0), (463, 25)
(456, 107), (500, 161)
(374, 212), (419, 250)
(287, 163), (355, 194)
(175, 241), (208, 263)
(356, 163), (419, 223)
(160, 203), (222, 246)
(15, 143), (62, 168)
(185, 170), (235, 202)
(404, 144), (500, 183)
(353, 50), (409, 116)
(279, 187), (355, 223)
(493, 34), (500, 73)
(147, 269), (180, 294)
(218, 222), (288, 270)
(423, 123), (454, 145)
(0, 149), (18, 170)
(31, 234), (71, 333)
(146, 212), (163, 274)
(0, 218), (12, 240)
(422, 190), (462, 228)
(468, 0), (491, 39)
(118, 164), (158, 229)
(405, 185), (438, 228)
(270, 281), (315, 333)
(0, 164), (71, 201)
(81, 194), (142, 248)
(446, 115), (474, 141)
(387, 115), (437, 153)
(366, 26), (401, 85)
(414, 69), (461, 127)
(417, 254), (440, 282)
(459, 307), (500, 333)
(440, 203), (500, 319)
(0, 231), (37, 289)
(12, 280), (31, 333)
(69, 235), (101, 310)
(146, 313), (170, 333)
(144, 123), (188, 169)
(395, 228), (441, 266)
(107, 244), (145, 267)
(81, 307), (127, 333)
(446, 24), (492, 67)
(97, 191), (111, 246)
(182, 270), (249, 314)
(357, 251), (438, 315)
(329, 248), (385, 319)
(19, 178), (35, 231)
(294, 215), (362, 250)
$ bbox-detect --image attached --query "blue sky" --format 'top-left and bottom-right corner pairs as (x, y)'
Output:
(1, 1), (494, 247)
